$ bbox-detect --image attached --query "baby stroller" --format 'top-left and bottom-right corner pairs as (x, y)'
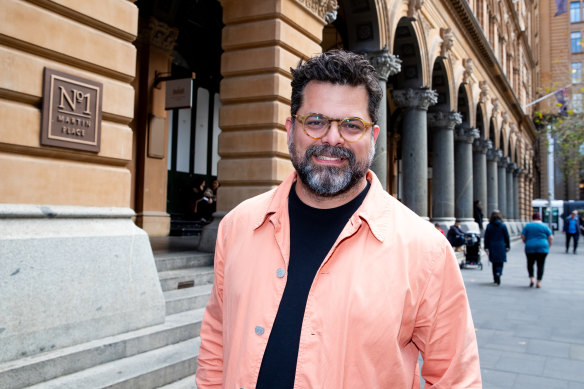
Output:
(460, 232), (483, 270)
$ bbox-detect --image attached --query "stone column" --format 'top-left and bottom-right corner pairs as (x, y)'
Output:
(486, 148), (500, 216)
(497, 155), (509, 218)
(513, 167), (521, 220)
(391, 88), (438, 218)
(507, 162), (516, 220)
(454, 126), (480, 224)
(367, 49), (401, 190)
(473, 138), (491, 220)
(428, 111), (461, 227)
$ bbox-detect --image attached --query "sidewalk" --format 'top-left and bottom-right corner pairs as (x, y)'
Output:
(461, 233), (584, 388)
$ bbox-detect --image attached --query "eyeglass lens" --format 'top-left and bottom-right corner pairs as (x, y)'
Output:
(303, 114), (365, 141)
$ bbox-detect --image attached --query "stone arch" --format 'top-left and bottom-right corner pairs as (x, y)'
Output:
(325, 0), (383, 52)
(457, 83), (473, 129)
(489, 117), (497, 149)
(476, 102), (487, 139)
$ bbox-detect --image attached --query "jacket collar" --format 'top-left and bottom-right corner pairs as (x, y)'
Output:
(253, 170), (392, 242)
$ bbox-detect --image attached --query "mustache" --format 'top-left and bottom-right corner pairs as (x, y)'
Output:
(304, 144), (356, 164)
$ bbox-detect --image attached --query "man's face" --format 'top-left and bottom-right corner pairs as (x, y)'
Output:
(286, 81), (379, 197)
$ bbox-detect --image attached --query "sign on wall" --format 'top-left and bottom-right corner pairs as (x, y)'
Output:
(165, 78), (193, 110)
(41, 68), (103, 153)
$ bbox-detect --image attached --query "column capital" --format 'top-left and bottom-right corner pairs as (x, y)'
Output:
(487, 147), (501, 162)
(294, 0), (339, 22)
(497, 154), (510, 168)
(137, 17), (179, 54)
(513, 167), (523, 176)
(473, 138), (492, 154)
(428, 111), (462, 130)
(391, 88), (438, 111)
(454, 126), (480, 144)
(507, 162), (518, 173)
(367, 49), (401, 81)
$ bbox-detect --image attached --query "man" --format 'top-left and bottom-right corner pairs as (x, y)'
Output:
(447, 220), (466, 252)
(196, 50), (481, 388)
(563, 210), (581, 254)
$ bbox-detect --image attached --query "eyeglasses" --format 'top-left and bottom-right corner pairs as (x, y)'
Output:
(293, 113), (373, 143)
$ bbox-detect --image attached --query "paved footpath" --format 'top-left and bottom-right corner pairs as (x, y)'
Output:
(461, 233), (584, 389)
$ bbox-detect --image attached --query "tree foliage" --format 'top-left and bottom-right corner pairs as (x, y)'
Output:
(533, 111), (584, 177)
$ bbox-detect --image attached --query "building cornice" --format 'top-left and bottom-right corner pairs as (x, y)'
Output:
(442, 0), (536, 138)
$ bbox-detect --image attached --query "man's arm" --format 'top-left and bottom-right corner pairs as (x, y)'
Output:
(412, 243), (482, 388)
(195, 222), (226, 388)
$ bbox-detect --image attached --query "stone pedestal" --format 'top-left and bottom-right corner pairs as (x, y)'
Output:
(497, 155), (509, 217)
(198, 211), (227, 253)
(367, 49), (401, 191)
(454, 126), (479, 222)
(392, 88), (438, 217)
(0, 205), (165, 363)
(429, 111), (461, 224)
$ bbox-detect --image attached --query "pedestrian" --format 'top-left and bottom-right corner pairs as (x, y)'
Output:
(484, 210), (510, 285)
(563, 210), (581, 254)
(447, 219), (466, 251)
(521, 212), (553, 288)
(473, 199), (484, 232)
(196, 50), (481, 388)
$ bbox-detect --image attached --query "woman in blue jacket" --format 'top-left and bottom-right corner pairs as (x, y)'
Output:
(484, 210), (510, 285)
(521, 212), (553, 288)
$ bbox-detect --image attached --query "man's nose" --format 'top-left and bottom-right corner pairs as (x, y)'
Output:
(320, 121), (344, 145)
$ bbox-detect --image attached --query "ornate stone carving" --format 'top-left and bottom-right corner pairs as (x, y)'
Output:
(454, 126), (480, 144)
(440, 28), (454, 57)
(463, 58), (474, 84)
(497, 154), (510, 168)
(487, 146), (501, 162)
(408, 0), (425, 19)
(296, 0), (339, 22)
(473, 138), (492, 154)
(479, 81), (490, 104)
(138, 17), (179, 53)
(509, 122), (517, 135)
(391, 88), (438, 111)
(492, 98), (500, 117)
(514, 167), (522, 177)
(428, 111), (462, 130)
(367, 49), (402, 81)
(507, 162), (517, 173)
(502, 112), (509, 127)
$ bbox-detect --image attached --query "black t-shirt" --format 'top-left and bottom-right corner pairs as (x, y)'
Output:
(255, 181), (370, 388)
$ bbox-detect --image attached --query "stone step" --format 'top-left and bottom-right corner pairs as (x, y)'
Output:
(0, 309), (204, 389)
(159, 267), (214, 292)
(154, 251), (213, 272)
(26, 338), (201, 389)
(164, 284), (213, 316)
(159, 374), (198, 389)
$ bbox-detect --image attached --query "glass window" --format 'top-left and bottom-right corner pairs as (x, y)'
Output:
(572, 62), (582, 83)
(572, 31), (582, 52)
(573, 93), (583, 113)
(571, 1), (581, 22)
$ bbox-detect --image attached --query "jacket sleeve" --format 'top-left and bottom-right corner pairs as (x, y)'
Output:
(412, 242), (482, 388)
(195, 221), (226, 388)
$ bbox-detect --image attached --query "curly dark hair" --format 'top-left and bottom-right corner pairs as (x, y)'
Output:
(290, 50), (383, 124)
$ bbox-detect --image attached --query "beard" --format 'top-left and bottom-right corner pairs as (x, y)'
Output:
(288, 133), (375, 197)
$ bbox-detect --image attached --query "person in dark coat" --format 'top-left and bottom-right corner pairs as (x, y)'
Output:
(473, 200), (484, 232)
(446, 220), (466, 251)
(483, 210), (510, 285)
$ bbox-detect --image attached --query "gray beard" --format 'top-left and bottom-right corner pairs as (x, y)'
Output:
(289, 136), (375, 197)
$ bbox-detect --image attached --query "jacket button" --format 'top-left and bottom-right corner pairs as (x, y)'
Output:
(276, 268), (286, 278)
(255, 326), (265, 335)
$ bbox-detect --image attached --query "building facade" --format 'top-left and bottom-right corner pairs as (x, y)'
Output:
(0, 0), (538, 378)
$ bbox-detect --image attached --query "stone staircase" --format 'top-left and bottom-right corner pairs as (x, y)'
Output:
(0, 250), (214, 388)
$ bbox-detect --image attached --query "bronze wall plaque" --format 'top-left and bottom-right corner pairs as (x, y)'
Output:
(41, 68), (103, 153)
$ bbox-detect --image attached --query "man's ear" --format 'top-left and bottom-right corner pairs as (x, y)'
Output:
(286, 117), (293, 142)
(373, 125), (380, 142)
